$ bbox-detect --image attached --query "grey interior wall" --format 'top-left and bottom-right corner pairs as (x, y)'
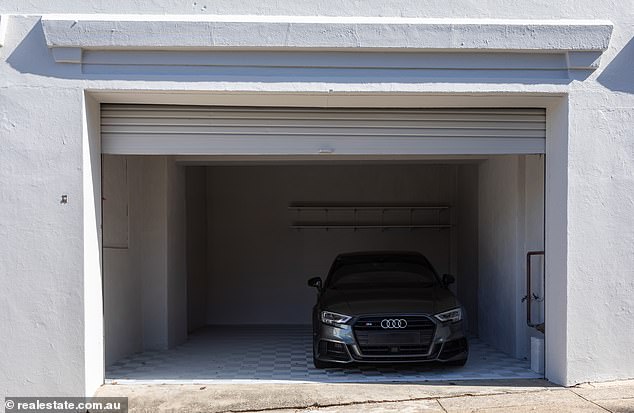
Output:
(131, 156), (170, 350)
(204, 164), (463, 325)
(456, 164), (479, 334)
(478, 155), (544, 359)
(103, 156), (142, 365)
(166, 159), (188, 347)
(103, 155), (187, 365)
(479, 156), (520, 356)
(521, 155), (546, 356)
(186, 167), (209, 332)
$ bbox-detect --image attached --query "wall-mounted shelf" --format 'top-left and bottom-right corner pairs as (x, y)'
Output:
(290, 224), (451, 229)
(289, 204), (451, 231)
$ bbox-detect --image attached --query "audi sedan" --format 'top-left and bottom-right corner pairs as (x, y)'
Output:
(308, 251), (468, 368)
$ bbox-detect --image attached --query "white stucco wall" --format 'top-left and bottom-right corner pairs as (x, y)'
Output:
(0, 0), (632, 395)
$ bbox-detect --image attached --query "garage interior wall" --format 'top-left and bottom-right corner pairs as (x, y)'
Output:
(201, 163), (471, 326)
(103, 155), (544, 366)
(103, 156), (188, 365)
(478, 155), (545, 359)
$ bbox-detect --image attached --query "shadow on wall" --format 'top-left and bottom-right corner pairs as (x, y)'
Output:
(6, 19), (74, 79)
(597, 35), (634, 94)
(6, 19), (578, 85)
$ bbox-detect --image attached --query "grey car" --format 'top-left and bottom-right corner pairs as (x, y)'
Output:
(308, 251), (468, 368)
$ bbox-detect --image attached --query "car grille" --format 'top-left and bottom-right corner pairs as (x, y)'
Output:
(353, 315), (436, 356)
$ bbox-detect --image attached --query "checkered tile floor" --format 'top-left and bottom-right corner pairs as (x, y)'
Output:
(106, 325), (541, 384)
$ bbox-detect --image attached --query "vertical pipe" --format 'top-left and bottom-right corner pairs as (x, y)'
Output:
(527, 250), (545, 327)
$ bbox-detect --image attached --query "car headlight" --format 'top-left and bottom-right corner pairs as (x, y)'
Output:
(321, 311), (352, 326)
(434, 307), (463, 323)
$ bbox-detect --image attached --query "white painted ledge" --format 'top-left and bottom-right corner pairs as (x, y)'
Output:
(40, 15), (613, 72)
(42, 15), (612, 51)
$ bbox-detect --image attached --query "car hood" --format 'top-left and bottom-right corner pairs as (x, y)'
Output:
(320, 285), (459, 316)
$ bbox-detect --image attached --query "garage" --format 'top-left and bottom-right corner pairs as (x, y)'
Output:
(101, 104), (546, 383)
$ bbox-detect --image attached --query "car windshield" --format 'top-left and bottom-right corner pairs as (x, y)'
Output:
(327, 260), (437, 290)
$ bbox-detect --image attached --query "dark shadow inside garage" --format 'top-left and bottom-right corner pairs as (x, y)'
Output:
(102, 156), (545, 383)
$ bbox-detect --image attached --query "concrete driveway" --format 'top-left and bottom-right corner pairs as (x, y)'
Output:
(95, 378), (634, 412)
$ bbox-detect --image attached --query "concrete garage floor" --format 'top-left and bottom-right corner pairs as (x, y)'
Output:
(95, 379), (634, 412)
(106, 326), (540, 384)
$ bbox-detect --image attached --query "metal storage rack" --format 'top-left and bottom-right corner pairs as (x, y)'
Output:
(289, 204), (451, 230)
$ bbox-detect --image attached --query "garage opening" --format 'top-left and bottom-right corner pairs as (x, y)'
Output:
(101, 105), (546, 383)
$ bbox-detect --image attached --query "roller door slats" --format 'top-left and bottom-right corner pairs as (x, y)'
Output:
(102, 129), (545, 138)
(101, 104), (546, 155)
(101, 119), (546, 130)
(102, 105), (545, 114)
(101, 113), (545, 122)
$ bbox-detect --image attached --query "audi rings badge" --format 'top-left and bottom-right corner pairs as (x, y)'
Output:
(380, 319), (407, 329)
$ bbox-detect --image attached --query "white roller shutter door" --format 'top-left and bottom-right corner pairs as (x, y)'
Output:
(101, 105), (546, 155)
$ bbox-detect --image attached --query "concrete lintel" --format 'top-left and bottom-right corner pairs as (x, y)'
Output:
(41, 15), (613, 62)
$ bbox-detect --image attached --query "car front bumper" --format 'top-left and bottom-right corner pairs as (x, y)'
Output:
(314, 316), (468, 364)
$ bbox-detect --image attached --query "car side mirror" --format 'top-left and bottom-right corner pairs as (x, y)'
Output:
(442, 274), (455, 287)
(307, 277), (323, 290)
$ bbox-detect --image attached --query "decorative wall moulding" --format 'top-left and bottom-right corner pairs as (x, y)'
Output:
(40, 15), (613, 77)
(40, 15), (613, 51)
